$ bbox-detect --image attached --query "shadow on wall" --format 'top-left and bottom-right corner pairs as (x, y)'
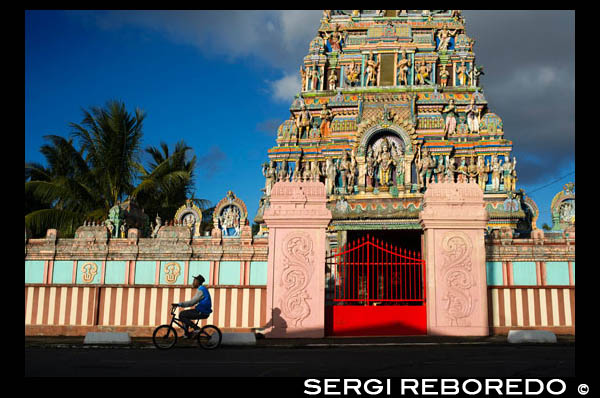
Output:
(261, 306), (429, 338)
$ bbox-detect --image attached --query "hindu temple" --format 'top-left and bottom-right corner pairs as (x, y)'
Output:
(25, 10), (574, 339)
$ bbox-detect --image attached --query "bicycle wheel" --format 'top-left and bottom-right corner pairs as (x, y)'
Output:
(152, 325), (178, 349)
(197, 325), (222, 349)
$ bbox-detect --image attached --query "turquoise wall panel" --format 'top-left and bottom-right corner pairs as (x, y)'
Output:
(188, 261), (211, 285)
(546, 262), (570, 285)
(25, 260), (45, 284)
(250, 261), (268, 285)
(53, 260), (74, 284)
(104, 261), (127, 285)
(512, 262), (537, 286)
(219, 261), (241, 285)
(486, 262), (503, 286)
(159, 261), (184, 285)
(135, 261), (157, 285)
(75, 260), (102, 284)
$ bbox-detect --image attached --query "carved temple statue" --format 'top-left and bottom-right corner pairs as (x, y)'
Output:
(396, 50), (411, 86)
(376, 138), (396, 190)
(442, 99), (457, 138)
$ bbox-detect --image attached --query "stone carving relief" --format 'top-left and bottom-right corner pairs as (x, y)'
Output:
(440, 231), (475, 326)
(279, 231), (314, 327)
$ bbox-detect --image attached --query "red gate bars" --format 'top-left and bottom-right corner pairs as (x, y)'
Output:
(326, 234), (426, 306)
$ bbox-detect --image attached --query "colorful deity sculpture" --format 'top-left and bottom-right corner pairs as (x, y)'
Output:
(442, 99), (457, 138)
(417, 148), (436, 190)
(365, 53), (380, 86)
(437, 23), (458, 51)
(325, 157), (337, 195)
(376, 138), (396, 189)
(415, 60), (431, 85)
(396, 50), (411, 86)
(262, 160), (277, 197)
(466, 97), (481, 133)
(365, 147), (376, 191)
(456, 61), (468, 86)
(296, 105), (312, 139)
(345, 62), (360, 87)
(439, 64), (450, 89)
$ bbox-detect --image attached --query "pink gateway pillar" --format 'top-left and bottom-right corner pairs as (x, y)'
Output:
(262, 180), (332, 338)
(419, 181), (490, 336)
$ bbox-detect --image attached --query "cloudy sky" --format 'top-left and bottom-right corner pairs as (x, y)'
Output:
(25, 10), (574, 228)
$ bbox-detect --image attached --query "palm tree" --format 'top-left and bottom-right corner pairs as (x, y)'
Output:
(25, 135), (106, 237)
(70, 99), (145, 207)
(25, 100), (145, 237)
(132, 140), (210, 222)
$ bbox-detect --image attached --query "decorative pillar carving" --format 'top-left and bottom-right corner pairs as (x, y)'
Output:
(262, 180), (332, 338)
(419, 181), (489, 336)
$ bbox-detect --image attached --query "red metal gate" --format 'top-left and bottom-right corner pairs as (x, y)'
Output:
(325, 234), (427, 336)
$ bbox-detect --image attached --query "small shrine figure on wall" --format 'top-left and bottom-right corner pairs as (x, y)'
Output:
(300, 66), (307, 91)
(345, 62), (361, 87)
(442, 99), (457, 138)
(278, 160), (289, 182)
(295, 105), (312, 139)
(445, 155), (457, 183)
(395, 146), (405, 188)
(456, 61), (468, 86)
(310, 67), (321, 91)
(439, 64), (450, 89)
(325, 157), (337, 195)
(417, 147), (436, 190)
(477, 156), (489, 191)
(467, 156), (479, 183)
(365, 147), (376, 191)
(396, 50), (411, 86)
(456, 158), (468, 183)
(309, 160), (321, 182)
(339, 151), (352, 193)
(319, 104), (333, 137)
(151, 214), (162, 238)
(491, 156), (502, 191)
(465, 97), (481, 133)
(376, 138), (396, 190)
(328, 72), (338, 91)
(415, 60), (431, 85)
(470, 64), (484, 87)
(365, 53), (379, 87)
(218, 205), (241, 237)
(437, 23), (458, 51)
(262, 160), (277, 196)
(325, 24), (343, 52)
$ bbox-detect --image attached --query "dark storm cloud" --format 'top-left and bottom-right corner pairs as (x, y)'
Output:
(256, 118), (283, 136)
(82, 10), (574, 185)
(463, 10), (574, 184)
(198, 145), (227, 179)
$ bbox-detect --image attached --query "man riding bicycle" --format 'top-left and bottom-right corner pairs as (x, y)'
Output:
(172, 274), (212, 338)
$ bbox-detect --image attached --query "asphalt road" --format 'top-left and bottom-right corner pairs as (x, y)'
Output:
(25, 344), (574, 378)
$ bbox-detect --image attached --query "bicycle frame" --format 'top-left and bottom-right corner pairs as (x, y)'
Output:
(168, 306), (200, 334)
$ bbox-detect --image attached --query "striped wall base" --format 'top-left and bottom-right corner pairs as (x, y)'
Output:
(488, 286), (575, 335)
(25, 285), (267, 337)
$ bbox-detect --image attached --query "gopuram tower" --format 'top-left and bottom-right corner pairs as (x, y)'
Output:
(256, 10), (525, 251)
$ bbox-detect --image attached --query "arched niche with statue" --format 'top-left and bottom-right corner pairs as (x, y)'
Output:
(174, 199), (203, 238)
(354, 121), (418, 192)
(212, 191), (250, 238)
(550, 183), (575, 231)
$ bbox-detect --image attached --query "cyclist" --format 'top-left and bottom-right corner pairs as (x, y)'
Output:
(171, 274), (212, 338)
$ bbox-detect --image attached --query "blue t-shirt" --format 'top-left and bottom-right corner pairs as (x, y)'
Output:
(195, 285), (212, 314)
